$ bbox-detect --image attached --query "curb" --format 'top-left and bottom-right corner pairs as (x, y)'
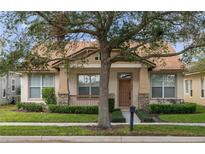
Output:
(1, 136), (205, 143)
(0, 122), (205, 127)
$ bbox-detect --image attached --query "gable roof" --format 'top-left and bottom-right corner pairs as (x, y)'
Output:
(184, 58), (205, 75)
(30, 41), (184, 72)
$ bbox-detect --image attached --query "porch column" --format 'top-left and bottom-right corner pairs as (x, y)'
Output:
(138, 67), (150, 110)
(58, 66), (69, 104)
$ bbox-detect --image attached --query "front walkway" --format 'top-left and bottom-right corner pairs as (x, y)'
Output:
(1, 136), (205, 143)
(1, 122), (205, 127)
(122, 111), (141, 123)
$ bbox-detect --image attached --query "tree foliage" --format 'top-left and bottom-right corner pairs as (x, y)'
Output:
(0, 11), (205, 72)
(1, 11), (205, 128)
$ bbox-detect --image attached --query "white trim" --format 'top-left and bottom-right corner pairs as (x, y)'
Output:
(184, 79), (189, 95)
(189, 80), (193, 98)
(151, 74), (176, 99)
(77, 74), (100, 97)
(28, 74), (55, 99)
(200, 77), (205, 99)
(71, 63), (143, 68)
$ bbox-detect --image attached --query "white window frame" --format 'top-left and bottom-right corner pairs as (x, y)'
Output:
(94, 53), (101, 61)
(151, 74), (176, 99)
(11, 78), (16, 92)
(190, 80), (193, 97)
(29, 74), (54, 99)
(2, 77), (6, 98)
(201, 78), (204, 98)
(77, 74), (100, 98)
(184, 79), (189, 95)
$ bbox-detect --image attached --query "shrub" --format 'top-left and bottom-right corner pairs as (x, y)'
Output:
(108, 98), (115, 113)
(111, 109), (126, 123)
(16, 102), (44, 112)
(48, 105), (98, 114)
(42, 87), (57, 105)
(136, 109), (154, 122)
(148, 103), (196, 114)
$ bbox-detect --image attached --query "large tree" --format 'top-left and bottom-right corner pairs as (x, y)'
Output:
(1, 11), (205, 128)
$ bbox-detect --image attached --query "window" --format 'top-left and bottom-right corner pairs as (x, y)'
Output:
(201, 78), (204, 98)
(185, 80), (193, 97)
(119, 73), (132, 79)
(11, 79), (16, 92)
(190, 80), (193, 97)
(29, 74), (54, 98)
(95, 53), (101, 60)
(78, 74), (100, 97)
(185, 80), (189, 94)
(2, 77), (6, 98)
(151, 74), (176, 98)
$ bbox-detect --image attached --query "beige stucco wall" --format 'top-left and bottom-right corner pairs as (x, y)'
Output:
(21, 72), (59, 103)
(184, 72), (205, 106)
(139, 67), (150, 94)
(68, 67), (140, 108)
(177, 72), (184, 99)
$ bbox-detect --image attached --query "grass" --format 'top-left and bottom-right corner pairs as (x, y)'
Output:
(159, 104), (205, 123)
(1, 125), (205, 136)
(0, 105), (97, 123)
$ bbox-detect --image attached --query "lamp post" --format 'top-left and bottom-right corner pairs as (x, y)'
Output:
(129, 106), (136, 131)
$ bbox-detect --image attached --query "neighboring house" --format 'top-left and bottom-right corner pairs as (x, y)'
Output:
(20, 42), (184, 109)
(184, 71), (205, 105)
(0, 72), (21, 104)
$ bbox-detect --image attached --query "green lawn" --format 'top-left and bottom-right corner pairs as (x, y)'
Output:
(1, 125), (205, 136)
(159, 104), (205, 123)
(0, 105), (97, 123)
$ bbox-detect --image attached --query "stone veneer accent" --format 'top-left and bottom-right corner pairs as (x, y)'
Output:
(58, 93), (70, 105)
(138, 93), (150, 110)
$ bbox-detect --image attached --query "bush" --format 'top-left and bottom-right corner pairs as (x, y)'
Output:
(108, 98), (115, 113)
(48, 105), (98, 114)
(136, 109), (154, 122)
(16, 102), (44, 112)
(42, 87), (57, 105)
(111, 109), (126, 123)
(149, 103), (196, 114)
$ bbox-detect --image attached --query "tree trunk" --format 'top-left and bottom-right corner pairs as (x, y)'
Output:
(98, 42), (111, 128)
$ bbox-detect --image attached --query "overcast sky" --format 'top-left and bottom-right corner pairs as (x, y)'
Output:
(0, 21), (185, 53)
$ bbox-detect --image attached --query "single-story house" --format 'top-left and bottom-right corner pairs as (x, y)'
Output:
(21, 42), (184, 109)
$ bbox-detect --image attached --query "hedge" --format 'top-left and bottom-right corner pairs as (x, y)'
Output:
(16, 102), (44, 112)
(148, 103), (196, 114)
(111, 109), (126, 123)
(136, 109), (154, 122)
(42, 87), (57, 105)
(48, 105), (98, 114)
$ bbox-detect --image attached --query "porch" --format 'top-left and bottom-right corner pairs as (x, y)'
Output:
(57, 65), (151, 109)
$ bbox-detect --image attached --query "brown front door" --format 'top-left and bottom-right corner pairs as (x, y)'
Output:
(119, 79), (131, 106)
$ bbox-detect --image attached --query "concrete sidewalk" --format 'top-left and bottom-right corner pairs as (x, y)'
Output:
(1, 122), (205, 127)
(1, 136), (205, 143)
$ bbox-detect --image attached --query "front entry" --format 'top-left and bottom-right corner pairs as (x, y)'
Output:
(118, 73), (132, 107)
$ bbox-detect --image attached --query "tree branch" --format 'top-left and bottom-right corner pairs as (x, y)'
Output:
(141, 43), (205, 59)
(109, 42), (147, 63)
(36, 11), (98, 36)
(109, 43), (205, 64)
